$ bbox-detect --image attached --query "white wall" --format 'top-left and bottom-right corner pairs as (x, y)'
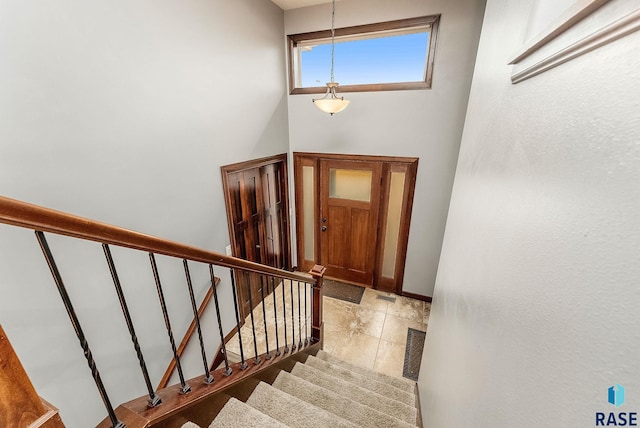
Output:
(419, 0), (640, 426)
(285, 0), (486, 297)
(0, 0), (288, 426)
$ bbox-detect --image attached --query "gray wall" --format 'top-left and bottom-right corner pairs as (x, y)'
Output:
(419, 0), (640, 425)
(0, 0), (288, 426)
(285, 0), (486, 297)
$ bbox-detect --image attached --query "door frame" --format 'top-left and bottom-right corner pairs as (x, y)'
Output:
(293, 152), (418, 294)
(221, 153), (293, 270)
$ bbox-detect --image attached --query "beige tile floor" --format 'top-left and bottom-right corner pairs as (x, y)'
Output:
(322, 287), (430, 379)
(226, 280), (312, 361)
(225, 281), (431, 380)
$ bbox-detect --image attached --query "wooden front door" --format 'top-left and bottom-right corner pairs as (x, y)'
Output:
(295, 153), (418, 293)
(319, 159), (382, 286)
(222, 154), (291, 318)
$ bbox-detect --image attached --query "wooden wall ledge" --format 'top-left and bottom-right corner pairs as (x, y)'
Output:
(0, 325), (65, 427)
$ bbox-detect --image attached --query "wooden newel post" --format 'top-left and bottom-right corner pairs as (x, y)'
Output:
(309, 265), (326, 345)
(0, 325), (65, 428)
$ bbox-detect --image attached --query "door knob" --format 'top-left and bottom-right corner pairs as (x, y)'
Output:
(321, 226), (327, 232)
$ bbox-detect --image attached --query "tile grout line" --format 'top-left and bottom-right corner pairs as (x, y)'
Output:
(372, 311), (388, 371)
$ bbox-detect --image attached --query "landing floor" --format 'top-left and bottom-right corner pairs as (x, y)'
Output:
(225, 281), (431, 380)
(323, 286), (430, 379)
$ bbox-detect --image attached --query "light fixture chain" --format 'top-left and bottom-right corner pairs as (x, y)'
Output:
(330, 0), (335, 83)
(312, 0), (350, 114)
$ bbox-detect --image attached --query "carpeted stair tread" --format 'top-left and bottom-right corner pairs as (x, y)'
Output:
(246, 381), (359, 428)
(304, 355), (415, 406)
(180, 423), (201, 428)
(290, 362), (417, 424)
(272, 370), (415, 428)
(208, 397), (287, 428)
(316, 350), (415, 393)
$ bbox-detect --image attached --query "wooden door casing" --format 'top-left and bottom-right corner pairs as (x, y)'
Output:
(294, 152), (418, 294)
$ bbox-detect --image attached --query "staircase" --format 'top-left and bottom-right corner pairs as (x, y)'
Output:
(0, 196), (421, 427)
(181, 350), (420, 428)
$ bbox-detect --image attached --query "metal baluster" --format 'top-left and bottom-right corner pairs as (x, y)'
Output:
(290, 279), (296, 351)
(35, 232), (125, 428)
(183, 260), (214, 384)
(304, 282), (309, 346)
(266, 231), (279, 357)
(209, 265), (232, 376)
(259, 275), (271, 360)
(103, 244), (161, 408)
(229, 268), (248, 369)
(297, 281), (303, 349)
(271, 276), (281, 356)
(281, 276), (289, 353)
(149, 253), (191, 395)
(245, 272), (261, 365)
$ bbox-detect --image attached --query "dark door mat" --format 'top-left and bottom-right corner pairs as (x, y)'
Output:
(403, 328), (426, 381)
(322, 279), (365, 304)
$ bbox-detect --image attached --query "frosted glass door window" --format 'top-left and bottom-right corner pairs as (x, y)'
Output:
(329, 168), (372, 202)
(381, 172), (406, 278)
(302, 166), (315, 261)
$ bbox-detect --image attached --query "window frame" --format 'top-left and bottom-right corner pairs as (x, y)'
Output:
(287, 15), (440, 95)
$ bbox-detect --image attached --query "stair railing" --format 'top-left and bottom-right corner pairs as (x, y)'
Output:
(156, 278), (218, 390)
(0, 195), (324, 428)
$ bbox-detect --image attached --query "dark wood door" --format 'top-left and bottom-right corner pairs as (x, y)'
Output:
(319, 159), (382, 285)
(227, 168), (265, 317)
(260, 163), (289, 270)
(222, 154), (291, 318)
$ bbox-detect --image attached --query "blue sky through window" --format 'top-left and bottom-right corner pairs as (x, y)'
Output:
(300, 32), (429, 87)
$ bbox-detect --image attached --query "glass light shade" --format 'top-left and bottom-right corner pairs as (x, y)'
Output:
(313, 82), (350, 115)
(313, 98), (350, 115)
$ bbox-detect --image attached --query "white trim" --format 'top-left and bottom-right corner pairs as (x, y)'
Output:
(509, 0), (611, 65)
(511, 8), (640, 84)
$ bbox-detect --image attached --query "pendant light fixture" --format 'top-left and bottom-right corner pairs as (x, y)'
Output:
(312, 0), (350, 115)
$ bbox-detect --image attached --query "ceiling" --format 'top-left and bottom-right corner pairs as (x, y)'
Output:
(270, 0), (334, 11)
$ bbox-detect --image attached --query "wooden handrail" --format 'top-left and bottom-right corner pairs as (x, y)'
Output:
(97, 342), (323, 428)
(1, 194), (325, 427)
(95, 264), (325, 427)
(0, 196), (313, 283)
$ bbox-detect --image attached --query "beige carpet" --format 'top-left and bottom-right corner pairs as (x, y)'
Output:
(304, 355), (416, 405)
(247, 381), (358, 428)
(290, 362), (417, 424)
(207, 398), (286, 428)
(315, 349), (416, 393)
(182, 351), (419, 428)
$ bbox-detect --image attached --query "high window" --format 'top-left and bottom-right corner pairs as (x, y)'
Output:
(287, 15), (440, 94)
